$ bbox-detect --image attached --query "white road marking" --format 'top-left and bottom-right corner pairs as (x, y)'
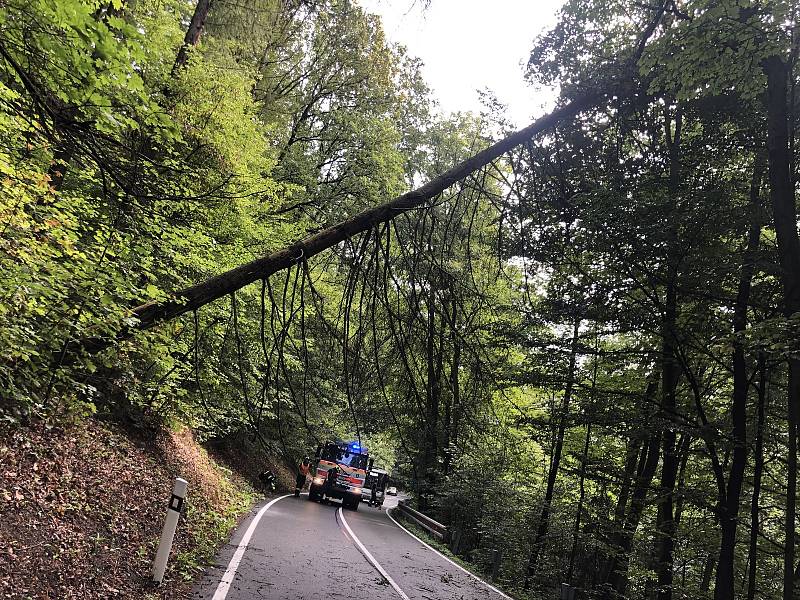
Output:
(211, 494), (292, 600)
(386, 507), (513, 599)
(338, 507), (411, 600)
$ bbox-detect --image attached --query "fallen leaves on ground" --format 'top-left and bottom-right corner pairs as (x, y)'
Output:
(0, 419), (258, 599)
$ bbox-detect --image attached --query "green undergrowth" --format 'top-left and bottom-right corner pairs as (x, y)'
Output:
(173, 463), (258, 584)
(153, 425), (262, 589)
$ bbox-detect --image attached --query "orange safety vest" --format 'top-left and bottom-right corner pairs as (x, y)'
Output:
(300, 462), (310, 476)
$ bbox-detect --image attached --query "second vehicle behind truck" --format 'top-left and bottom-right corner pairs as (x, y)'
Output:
(361, 467), (389, 507)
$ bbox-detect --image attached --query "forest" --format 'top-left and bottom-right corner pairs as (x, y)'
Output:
(2, 0), (800, 599)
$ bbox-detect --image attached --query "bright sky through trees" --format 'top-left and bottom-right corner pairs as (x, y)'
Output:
(359, 0), (564, 127)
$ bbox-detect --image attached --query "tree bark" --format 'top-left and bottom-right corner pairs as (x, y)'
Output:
(449, 340), (462, 465)
(654, 103), (682, 600)
(763, 54), (800, 600)
(604, 403), (662, 597)
(420, 283), (439, 511)
(601, 377), (658, 595)
(568, 329), (599, 584)
(714, 160), (763, 600)
(443, 293), (460, 475)
(611, 436), (644, 534)
(746, 354), (768, 600)
(172, 0), (213, 75)
(701, 553), (716, 594)
(672, 435), (691, 530)
(567, 422), (592, 583)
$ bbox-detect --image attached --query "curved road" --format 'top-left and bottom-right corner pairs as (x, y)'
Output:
(192, 494), (509, 600)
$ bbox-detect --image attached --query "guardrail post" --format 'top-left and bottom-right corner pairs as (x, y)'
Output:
(450, 528), (462, 554)
(490, 548), (502, 581)
(560, 583), (576, 600)
(152, 477), (188, 584)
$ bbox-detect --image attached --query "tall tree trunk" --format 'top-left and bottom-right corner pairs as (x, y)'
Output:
(701, 553), (716, 594)
(567, 422), (592, 583)
(442, 381), (451, 475)
(672, 434), (691, 530)
(654, 268), (679, 600)
(714, 160), (763, 600)
(444, 293), (460, 474)
(654, 103), (682, 600)
(763, 55), (800, 600)
(568, 329), (599, 583)
(612, 436), (643, 532)
(786, 363), (799, 600)
(601, 377), (659, 595)
(450, 352), (462, 463)
(420, 283), (440, 511)
(172, 0), (213, 75)
(524, 318), (581, 588)
(747, 354), (768, 600)
(604, 407), (662, 597)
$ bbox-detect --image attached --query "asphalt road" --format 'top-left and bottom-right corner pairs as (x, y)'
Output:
(191, 493), (509, 600)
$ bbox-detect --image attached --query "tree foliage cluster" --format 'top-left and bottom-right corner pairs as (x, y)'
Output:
(0, 0), (422, 429)
(435, 2), (800, 599)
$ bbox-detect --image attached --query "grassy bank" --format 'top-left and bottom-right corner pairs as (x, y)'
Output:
(0, 419), (275, 598)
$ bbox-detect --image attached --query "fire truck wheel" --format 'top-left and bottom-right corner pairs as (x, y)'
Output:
(308, 485), (319, 502)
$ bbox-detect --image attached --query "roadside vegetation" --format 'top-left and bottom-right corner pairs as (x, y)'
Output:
(2, 0), (800, 599)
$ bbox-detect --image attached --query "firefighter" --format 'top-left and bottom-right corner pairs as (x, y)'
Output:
(369, 480), (378, 507)
(259, 469), (276, 492)
(323, 465), (338, 503)
(295, 456), (311, 497)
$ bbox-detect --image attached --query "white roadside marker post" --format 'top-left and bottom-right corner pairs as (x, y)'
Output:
(152, 477), (188, 584)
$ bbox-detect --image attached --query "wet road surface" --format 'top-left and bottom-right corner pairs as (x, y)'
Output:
(191, 493), (509, 600)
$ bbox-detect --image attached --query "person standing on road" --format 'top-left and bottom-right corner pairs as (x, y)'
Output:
(295, 457), (311, 497)
(369, 481), (377, 507)
(322, 465), (338, 503)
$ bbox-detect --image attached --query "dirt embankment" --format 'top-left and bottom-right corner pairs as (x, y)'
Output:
(0, 419), (291, 599)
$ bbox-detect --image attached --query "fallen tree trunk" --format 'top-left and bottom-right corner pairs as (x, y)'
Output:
(81, 92), (603, 354)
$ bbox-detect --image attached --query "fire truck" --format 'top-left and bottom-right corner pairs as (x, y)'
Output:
(309, 440), (372, 511)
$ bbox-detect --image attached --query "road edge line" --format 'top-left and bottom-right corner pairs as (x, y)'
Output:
(211, 493), (292, 600)
(386, 507), (513, 600)
(338, 507), (411, 600)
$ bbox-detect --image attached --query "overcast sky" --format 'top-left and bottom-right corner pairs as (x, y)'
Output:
(358, 0), (564, 128)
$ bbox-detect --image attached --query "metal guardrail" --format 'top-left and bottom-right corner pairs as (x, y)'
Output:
(396, 500), (449, 542)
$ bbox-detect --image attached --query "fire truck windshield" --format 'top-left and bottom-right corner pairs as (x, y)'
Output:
(320, 444), (368, 470)
(339, 453), (368, 470)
